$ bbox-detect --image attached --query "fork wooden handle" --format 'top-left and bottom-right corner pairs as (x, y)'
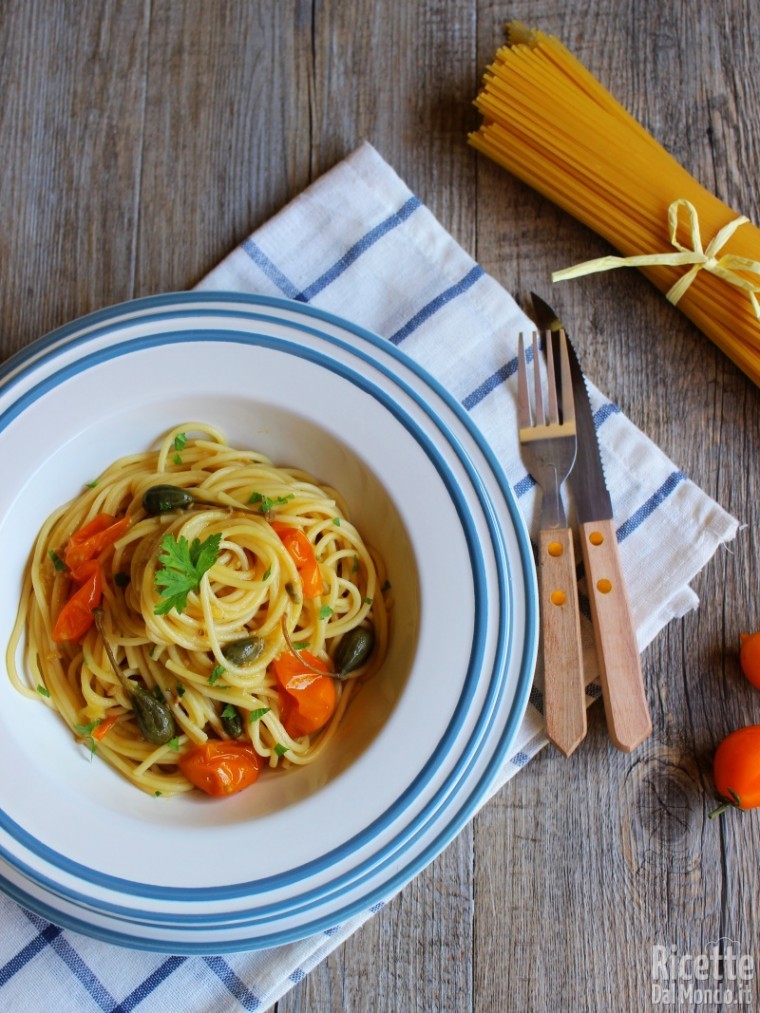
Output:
(577, 518), (652, 752)
(538, 527), (587, 757)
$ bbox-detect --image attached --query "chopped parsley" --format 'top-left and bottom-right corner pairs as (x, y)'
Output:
(249, 707), (270, 722)
(171, 433), (187, 466)
(167, 737), (180, 752)
(292, 640), (310, 650)
(74, 720), (100, 735)
(221, 704), (237, 719)
(247, 491), (295, 515)
(48, 550), (67, 572)
(262, 565), (272, 581)
(332, 517), (341, 526)
(154, 531), (222, 615)
(176, 683), (186, 697)
(363, 596), (373, 605)
(73, 721), (97, 755)
(209, 665), (225, 685)
(275, 743), (289, 757)
(84, 479), (99, 489)
(319, 605), (334, 620)
(36, 684), (51, 698)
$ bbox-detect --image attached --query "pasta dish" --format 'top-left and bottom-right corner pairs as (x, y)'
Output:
(7, 424), (389, 798)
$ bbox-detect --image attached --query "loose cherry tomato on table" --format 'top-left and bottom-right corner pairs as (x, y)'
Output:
(739, 632), (760, 690)
(272, 650), (336, 738)
(178, 740), (262, 796)
(710, 725), (760, 817)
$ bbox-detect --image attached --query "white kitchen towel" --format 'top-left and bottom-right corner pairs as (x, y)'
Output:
(0, 141), (739, 1012)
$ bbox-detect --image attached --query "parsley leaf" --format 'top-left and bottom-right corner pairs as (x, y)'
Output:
(275, 743), (289, 757)
(249, 707), (271, 722)
(49, 550), (67, 572)
(173, 432), (188, 452)
(209, 665), (225, 685)
(247, 491), (295, 515)
(319, 605), (334, 620)
(154, 532), (222, 616)
(37, 684), (51, 698)
(221, 704), (237, 719)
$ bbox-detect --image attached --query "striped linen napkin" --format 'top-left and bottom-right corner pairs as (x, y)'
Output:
(0, 141), (738, 1012)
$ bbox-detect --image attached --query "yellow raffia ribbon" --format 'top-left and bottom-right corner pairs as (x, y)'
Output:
(552, 199), (760, 318)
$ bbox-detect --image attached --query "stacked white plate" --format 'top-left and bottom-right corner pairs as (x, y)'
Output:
(0, 294), (537, 952)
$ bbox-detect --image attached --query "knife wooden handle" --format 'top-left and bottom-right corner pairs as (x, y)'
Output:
(578, 518), (652, 752)
(538, 528), (587, 757)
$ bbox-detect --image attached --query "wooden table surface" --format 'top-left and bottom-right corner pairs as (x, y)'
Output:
(3, 2), (759, 1010)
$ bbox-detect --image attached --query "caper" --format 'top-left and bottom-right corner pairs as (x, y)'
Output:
(221, 706), (244, 739)
(130, 684), (176, 744)
(222, 636), (264, 667)
(143, 484), (194, 515)
(333, 627), (375, 679)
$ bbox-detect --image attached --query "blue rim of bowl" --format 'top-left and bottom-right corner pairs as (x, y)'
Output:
(0, 294), (538, 948)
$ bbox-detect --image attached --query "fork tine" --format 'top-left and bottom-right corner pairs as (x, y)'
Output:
(558, 328), (575, 424)
(545, 329), (559, 424)
(517, 332), (531, 428)
(532, 332), (546, 426)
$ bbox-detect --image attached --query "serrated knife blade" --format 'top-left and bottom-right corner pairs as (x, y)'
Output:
(527, 294), (652, 752)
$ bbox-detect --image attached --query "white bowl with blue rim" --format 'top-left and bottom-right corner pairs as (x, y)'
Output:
(0, 294), (537, 952)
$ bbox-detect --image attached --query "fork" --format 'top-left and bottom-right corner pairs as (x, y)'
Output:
(517, 330), (587, 757)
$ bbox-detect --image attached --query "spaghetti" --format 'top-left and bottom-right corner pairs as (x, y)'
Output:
(7, 424), (389, 798)
(469, 22), (760, 387)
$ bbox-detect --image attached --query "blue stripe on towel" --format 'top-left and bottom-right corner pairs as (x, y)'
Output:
(241, 239), (301, 299)
(297, 196), (421, 301)
(0, 921), (62, 986)
(389, 265), (485, 345)
(462, 357), (518, 410)
(112, 957), (187, 1012)
(204, 956), (263, 1010)
(616, 471), (686, 542)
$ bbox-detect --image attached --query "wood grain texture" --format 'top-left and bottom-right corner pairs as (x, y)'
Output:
(1, 1), (759, 1011)
(578, 518), (652, 753)
(538, 527), (587, 757)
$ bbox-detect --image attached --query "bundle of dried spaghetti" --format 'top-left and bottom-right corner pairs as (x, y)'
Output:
(469, 22), (760, 387)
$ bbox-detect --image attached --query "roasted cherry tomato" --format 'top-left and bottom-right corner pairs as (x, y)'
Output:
(64, 513), (132, 573)
(270, 523), (323, 598)
(710, 725), (760, 817)
(52, 561), (103, 642)
(178, 740), (262, 796)
(272, 650), (336, 738)
(739, 633), (760, 690)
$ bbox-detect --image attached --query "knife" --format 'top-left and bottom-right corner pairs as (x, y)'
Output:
(528, 293), (652, 752)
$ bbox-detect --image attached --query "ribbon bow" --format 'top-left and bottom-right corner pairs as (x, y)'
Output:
(552, 199), (760, 318)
